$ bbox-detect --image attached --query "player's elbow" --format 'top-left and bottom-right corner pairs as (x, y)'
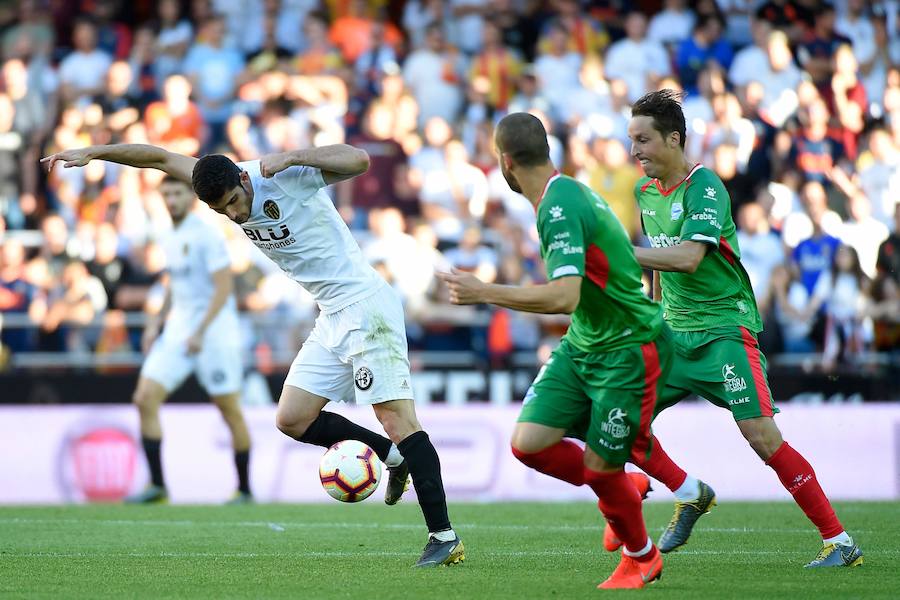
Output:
(554, 293), (580, 314)
(350, 148), (370, 174)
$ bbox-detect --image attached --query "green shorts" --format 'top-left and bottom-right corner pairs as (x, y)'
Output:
(654, 326), (779, 421)
(518, 326), (673, 464)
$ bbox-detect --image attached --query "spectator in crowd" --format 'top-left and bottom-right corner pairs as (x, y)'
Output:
(90, 0), (132, 61)
(58, 18), (113, 106)
(152, 0), (193, 90)
(354, 19), (399, 102)
(245, 12), (295, 75)
(648, 0), (696, 50)
(2, 0), (54, 61)
(403, 0), (449, 51)
(876, 203), (900, 283)
(788, 97), (845, 186)
(41, 260), (107, 352)
(545, 0), (608, 58)
(737, 200), (784, 307)
(533, 21), (583, 123)
(856, 127), (900, 228)
(769, 263), (817, 353)
(840, 192), (889, 280)
(469, 19), (522, 112)
(586, 138), (640, 240)
(419, 139), (488, 244)
(676, 14), (734, 97)
(813, 245), (871, 370)
(604, 11), (671, 104)
(182, 15), (247, 153)
(444, 225), (498, 284)
(450, 0), (490, 56)
(144, 75), (204, 157)
(329, 0), (401, 64)
(792, 181), (842, 296)
(0, 239), (44, 353)
(729, 18), (771, 90)
(402, 24), (465, 127)
(293, 12), (343, 76)
(796, 4), (851, 91)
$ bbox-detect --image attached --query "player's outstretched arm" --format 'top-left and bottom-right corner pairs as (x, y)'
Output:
(633, 241), (708, 274)
(41, 144), (197, 185)
(258, 145), (370, 185)
(436, 270), (581, 315)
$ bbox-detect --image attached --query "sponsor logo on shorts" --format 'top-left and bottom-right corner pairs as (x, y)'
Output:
(600, 407), (631, 439)
(597, 438), (625, 451)
(670, 202), (683, 221)
(263, 199), (280, 220)
(354, 367), (374, 391)
(728, 396), (750, 406)
(211, 370), (225, 384)
(722, 363), (748, 393)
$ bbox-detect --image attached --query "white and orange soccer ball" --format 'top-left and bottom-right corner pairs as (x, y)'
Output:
(318, 440), (382, 502)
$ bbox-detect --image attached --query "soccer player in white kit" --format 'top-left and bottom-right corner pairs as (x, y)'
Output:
(42, 143), (464, 567)
(125, 176), (252, 504)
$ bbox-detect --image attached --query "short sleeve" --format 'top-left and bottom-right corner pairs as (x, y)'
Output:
(680, 170), (727, 247)
(275, 165), (326, 195)
(539, 189), (590, 281)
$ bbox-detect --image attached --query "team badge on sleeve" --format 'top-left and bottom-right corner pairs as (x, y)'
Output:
(263, 200), (281, 220)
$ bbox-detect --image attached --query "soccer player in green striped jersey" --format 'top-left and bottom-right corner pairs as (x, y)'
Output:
(622, 89), (862, 568)
(439, 112), (669, 590)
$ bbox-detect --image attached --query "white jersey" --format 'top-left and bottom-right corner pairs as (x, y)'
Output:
(162, 212), (239, 341)
(238, 160), (382, 313)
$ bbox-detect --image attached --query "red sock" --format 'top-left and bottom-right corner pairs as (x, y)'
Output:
(630, 436), (687, 492)
(584, 468), (651, 558)
(512, 440), (584, 486)
(766, 442), (844, 539)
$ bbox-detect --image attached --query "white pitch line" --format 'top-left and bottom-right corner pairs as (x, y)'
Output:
(8, 549), (897, 559)
(0, 518), (878, 535)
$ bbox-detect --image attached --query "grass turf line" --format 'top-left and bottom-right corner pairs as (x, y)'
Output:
(0, 502), (896, 599)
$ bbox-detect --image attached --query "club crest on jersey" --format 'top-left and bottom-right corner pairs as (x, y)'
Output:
(354, 367), (374, 391)
(600, 407), (630, 439)
(263, 199), (280, 220)
(670, 202), (683, 221)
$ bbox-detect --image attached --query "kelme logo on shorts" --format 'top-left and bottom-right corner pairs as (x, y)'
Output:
(722, 363), (747, 393)
(600, 407), (630, 439)
(263, 199), (280, 220)
(354, 367), (374, 391)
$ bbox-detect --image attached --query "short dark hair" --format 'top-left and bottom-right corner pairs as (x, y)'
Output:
(192, 154), (241, 204)
(631, 89), (687, 149)
(495, 112), (550, 167)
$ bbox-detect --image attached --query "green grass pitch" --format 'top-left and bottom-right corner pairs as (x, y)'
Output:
(1, 501), (896, 599)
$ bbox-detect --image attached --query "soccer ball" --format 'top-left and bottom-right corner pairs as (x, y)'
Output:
(318, 440), (382, 502)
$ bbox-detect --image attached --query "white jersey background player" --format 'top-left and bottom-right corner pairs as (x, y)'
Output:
(128, 176), (252, 504)
(43, 144), (464, 567)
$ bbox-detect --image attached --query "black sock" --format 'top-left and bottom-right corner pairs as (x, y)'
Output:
(398, 431), (451, 533)
(234, 449), (251, 494)
(141, 437), (164, 488)
(297, 411), (393, 463)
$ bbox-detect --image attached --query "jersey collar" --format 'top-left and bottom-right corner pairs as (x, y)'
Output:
(654, 163), (702, 196)
(535, 170), (561, 213)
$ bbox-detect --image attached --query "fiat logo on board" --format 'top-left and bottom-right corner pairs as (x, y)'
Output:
(69, 428), (137, 501)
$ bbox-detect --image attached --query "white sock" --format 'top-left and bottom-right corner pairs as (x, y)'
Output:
(823, 532), (852, 547)
(623, 538), (653, 558)
(385, 444), (403, 468)
(673, 475), (700, 502)
(430, 529), (456, 542)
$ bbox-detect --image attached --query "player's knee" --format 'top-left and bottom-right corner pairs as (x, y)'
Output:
(275, 406), (318, 439)
(132, 386), (157, 412)
(510, 432), (547, 457)
(377, 410), (419, 444)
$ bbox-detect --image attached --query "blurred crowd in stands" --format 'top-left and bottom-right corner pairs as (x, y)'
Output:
(0, 0), (898, 372)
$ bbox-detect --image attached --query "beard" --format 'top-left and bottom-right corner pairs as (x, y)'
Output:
(501, 163), (522, 193)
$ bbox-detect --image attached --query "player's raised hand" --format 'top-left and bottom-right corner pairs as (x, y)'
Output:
(40, 148), (94, 171)
(259, 152), (292, 178)
(436, 269), (486, 305)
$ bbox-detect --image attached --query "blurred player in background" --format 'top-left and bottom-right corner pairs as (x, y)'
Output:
(126, 176), (251, 504)
(42, 143), (464, 568)
(624, 89), (862, 568)
(440, 112), (669, 590)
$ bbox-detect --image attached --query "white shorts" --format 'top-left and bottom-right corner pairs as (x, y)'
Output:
(140, 332), (242, 397)
(285, 284), (413, 405)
